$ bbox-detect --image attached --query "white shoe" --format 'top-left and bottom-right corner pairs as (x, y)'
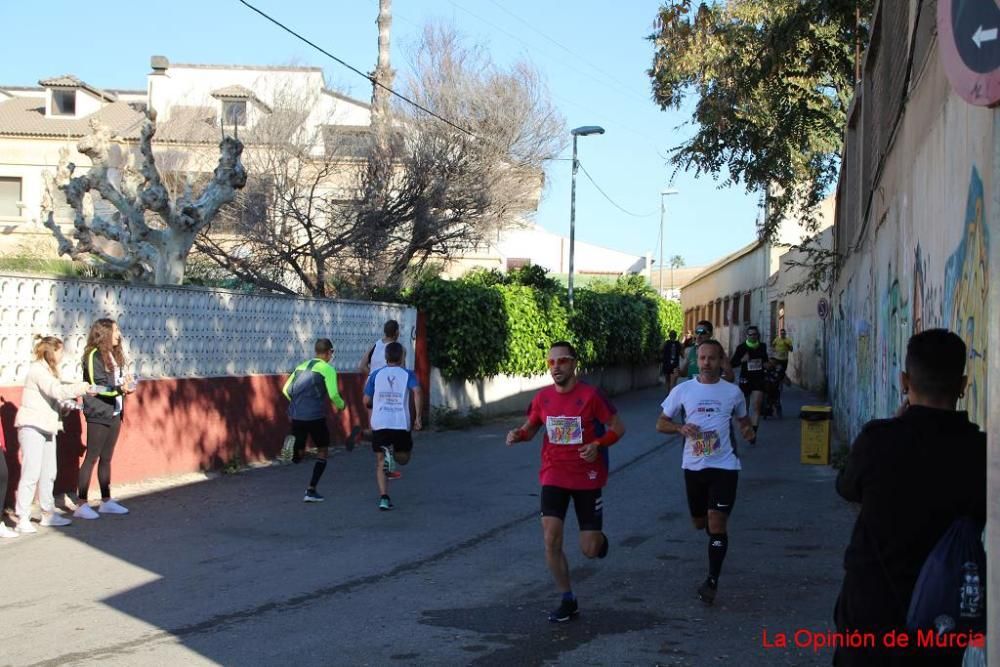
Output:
(0, 524), (19, 539)
(40, 513), (72, 527)
(98, 499), (129, 515)
(73, 504), (100, 520)
(17, 519), (37, 534)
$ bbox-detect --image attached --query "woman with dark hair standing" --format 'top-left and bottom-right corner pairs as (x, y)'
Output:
(75, 318), (135, 520)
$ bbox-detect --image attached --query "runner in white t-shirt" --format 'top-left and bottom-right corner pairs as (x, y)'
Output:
(363, 341), (422, 511)
(657, 339), (754, 606)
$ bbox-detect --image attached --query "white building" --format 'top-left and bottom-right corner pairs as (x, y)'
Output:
(0, 56), (371, 258)
(679, 197), (834, 391)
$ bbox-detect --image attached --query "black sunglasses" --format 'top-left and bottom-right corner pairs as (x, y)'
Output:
(695, 328), (710, 335)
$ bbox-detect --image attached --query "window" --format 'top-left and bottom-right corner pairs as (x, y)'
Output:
(732, 293), (741, 325)
(723, 296), (731, 326)
(222, 100), (247, 126)
(51, 89), (76, 116)
(715, 298), (722, 327)
(770, 300), (778, 341)
(0, 177), (22, 217)
(506, 258), (530, 271)
(742, 291), (751, 324)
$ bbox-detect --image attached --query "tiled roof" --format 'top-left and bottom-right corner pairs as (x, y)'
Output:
(38, 75), (118, 101)
(0, 96), (144, 139)
(211, 85), (254, 99)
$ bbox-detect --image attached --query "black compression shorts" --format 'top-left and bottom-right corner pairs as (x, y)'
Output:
(684, 468), (739, 517)
(540, 485), (604, 531)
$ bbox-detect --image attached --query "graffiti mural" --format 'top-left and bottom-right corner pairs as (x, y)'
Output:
(942, 167), (990, 429)
(829, 166), (992, 441)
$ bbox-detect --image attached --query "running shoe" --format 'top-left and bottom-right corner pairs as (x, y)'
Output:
(280, 434), (295, 462)
(303, 489), (325, 503)
(98, 499), (129, 515)
(74, 504), (100, 520)
(378, 495), (393, 511)
(17, 519), (37, 535)
(386, 470), (402, 480)
(697, 577), (718, 605)
(548, 598), (579, 623)
(40, 513), (72, 527)
(345, 425), (362, 452)
(0, 523), (20, 539)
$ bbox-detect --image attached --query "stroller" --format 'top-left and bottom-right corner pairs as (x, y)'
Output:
(761, 363), (785, 419)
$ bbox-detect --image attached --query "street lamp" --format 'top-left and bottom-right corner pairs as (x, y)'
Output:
(568, 125), (605, 310)
(659, 188), (679, 296)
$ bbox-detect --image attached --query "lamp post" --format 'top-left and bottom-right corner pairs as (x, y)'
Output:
(658, 188), (679, 296)
(568, 125), (605, 310)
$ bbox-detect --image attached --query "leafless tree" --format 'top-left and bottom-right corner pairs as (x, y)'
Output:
(194, 22), (565, 297)
(43, 112), (246, 285)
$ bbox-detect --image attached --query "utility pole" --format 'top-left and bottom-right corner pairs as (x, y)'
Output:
(372, 0), (394, 160)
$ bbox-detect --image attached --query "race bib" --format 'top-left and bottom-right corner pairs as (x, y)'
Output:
(747, 359), (763, 372)
(546, 416), (583, 445)
(691, 430), (720, 457)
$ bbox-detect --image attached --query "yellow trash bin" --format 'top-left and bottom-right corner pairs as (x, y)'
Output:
(800, 405), (832, 465)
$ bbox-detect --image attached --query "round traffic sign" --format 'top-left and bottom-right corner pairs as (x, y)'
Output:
(817, 297), (830, 320)
(938, 0), (1000, 106)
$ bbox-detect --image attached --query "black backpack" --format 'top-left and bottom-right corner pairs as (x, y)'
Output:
(906, 516), (987, 635)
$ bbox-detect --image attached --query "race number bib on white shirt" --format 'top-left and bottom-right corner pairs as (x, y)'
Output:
(747, 358), (763, 372)
(660, 377), (747, 471)
(546, 416), (583, 445)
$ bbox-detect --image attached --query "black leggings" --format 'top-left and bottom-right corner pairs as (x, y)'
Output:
(80, 417), (122, 501)
(0, 452), (8, 510)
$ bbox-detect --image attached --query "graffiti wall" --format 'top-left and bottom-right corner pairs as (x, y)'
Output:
(829, 83), (994, 442)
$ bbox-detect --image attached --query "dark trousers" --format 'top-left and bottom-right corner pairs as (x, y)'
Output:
(80, 416), (122, 501)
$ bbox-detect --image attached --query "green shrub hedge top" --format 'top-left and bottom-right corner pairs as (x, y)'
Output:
(408, 270), (682, 380)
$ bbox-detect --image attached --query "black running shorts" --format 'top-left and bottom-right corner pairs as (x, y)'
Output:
(291, 419), (330, 451)
(371, 429), (413, 454)
(684, 468), (739, 517)
(540, 485), (604, 531)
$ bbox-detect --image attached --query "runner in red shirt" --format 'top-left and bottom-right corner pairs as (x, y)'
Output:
(506, 341), (626, 623)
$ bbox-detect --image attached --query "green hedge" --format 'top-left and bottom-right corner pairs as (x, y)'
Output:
(408, 269), (682, 380)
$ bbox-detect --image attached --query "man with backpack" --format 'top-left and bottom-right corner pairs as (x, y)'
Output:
(833, 329), (986, 666)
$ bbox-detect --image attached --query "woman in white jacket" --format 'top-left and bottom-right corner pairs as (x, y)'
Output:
(14, 336), (94, 534)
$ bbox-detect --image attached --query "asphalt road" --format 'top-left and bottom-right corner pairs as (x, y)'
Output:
(0, 383), (853, 666)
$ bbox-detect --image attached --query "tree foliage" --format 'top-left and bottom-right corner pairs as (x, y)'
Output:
(648, 0), (871, 244)
(410, 269), (676, 379)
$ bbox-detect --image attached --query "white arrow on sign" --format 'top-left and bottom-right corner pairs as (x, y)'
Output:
(973, 25), (998, 48)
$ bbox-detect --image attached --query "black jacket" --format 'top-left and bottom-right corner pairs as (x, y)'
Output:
(834, 406), (985, 664)
(82, 348), (125, 425)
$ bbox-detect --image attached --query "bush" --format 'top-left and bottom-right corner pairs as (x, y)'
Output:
(409, 268), (674, 380)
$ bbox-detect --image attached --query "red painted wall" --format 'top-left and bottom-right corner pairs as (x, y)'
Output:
(0, 373), (368, 506)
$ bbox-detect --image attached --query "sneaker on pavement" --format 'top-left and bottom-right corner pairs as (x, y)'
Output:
(0, 523), (19, 539)
(345, 425), (362, 452)
(386, 470), (402, 480)
(40, 513), (72, 527)
(378, 495), (393, 511)
(17, 519), (37, 534)
(74, 504), (100, 520)
(98, 500), (129, 515)
(697, 577), (718, 605)
(548, 597), (579, 623)
(303, 489), (325, 503)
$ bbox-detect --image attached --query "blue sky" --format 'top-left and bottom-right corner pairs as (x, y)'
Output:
(0, 0), (761, 268)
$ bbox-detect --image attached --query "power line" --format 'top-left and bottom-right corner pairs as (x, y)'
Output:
(577, 161), (657, 218)
(482, 0), (653, 103)
(237, 0), (475, 138)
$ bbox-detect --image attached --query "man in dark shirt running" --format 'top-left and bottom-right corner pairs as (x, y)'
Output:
(833, 329), (986, 666)
(730, 325), (768, 443)
(661, 330), (683, 392)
